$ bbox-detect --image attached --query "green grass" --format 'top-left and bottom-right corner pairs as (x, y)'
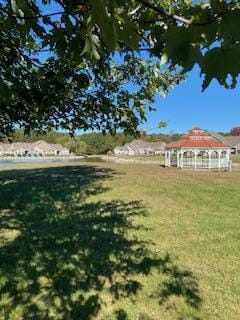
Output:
(113, 154), (165, 161)
(231, 155), (240, 163)
(1, 161), (240, 319)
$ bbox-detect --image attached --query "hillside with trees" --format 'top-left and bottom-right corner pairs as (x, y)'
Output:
(8, 130), (182, 155)
(7, 128), (236, 155)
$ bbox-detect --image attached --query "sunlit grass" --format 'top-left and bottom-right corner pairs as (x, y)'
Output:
(0, 161), (240, 319)
(231, 155), (240, 163)
(112, 154), (165, 161)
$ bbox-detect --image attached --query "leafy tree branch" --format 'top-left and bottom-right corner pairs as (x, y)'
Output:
(1, 0), (240, 136)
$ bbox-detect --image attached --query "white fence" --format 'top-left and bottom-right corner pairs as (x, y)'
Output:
(170, 157), (230, 169)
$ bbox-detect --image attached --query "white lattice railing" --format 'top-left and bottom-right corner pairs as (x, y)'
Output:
(173, 158), (230, 169)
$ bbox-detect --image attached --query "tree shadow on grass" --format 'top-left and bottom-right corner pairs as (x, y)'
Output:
(0, 165), (201, 319)
(150, 254), (202, 320)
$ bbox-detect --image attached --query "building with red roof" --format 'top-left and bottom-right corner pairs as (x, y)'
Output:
(165, 128), (232, 170)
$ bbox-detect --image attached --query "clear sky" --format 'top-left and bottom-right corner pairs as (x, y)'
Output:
(145, 66), (240, 134)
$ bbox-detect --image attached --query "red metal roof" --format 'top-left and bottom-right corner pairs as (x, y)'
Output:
(166, 128), (230, 149)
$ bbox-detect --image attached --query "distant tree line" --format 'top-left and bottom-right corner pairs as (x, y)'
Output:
(217, 128), (240, 137)
(6, 130), (182, 155)
(7, 130), (134, 155)
(7, 128), (236, 155)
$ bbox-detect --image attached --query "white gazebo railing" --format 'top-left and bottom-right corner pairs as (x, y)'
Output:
(179, 158), (229, 169)
(165, 149), (232, 171)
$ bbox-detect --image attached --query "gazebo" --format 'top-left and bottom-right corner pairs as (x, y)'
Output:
(165, 128), (232, 171)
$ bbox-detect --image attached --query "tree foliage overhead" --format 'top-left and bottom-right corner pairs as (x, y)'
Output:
(0, 0), (239, 136)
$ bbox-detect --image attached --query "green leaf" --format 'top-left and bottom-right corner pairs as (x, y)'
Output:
(10, 0), (17, 13)
(160, 52), (168, 65)
(158, 121), (167, 129)
(163, 26), (202, 71)
(201, 46), (240, 90)
(221, 10), (240, 41)
(81, 33), (101, 60)
(116, 15), (139, 50)
(90, 0), (118, 50)
(210, 0), (228, 13)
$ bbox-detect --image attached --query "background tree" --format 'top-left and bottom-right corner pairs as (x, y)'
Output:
(231, 127), (240, 136)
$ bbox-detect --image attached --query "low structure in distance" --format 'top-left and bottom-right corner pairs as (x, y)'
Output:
(165, 128), (232, 171)
(0, 141), (69, 157)
(210, 133), (240, 155)
(114, 139), (166, 156)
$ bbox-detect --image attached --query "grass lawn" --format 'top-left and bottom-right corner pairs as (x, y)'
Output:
(231, 156), (240, 163)
(113, 154), (165, 162)
(0, 161), (240, 320)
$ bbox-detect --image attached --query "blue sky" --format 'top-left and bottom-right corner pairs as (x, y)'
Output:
(145, 66), (240, 134)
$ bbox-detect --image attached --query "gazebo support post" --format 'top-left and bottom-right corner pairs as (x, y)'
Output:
(165, 151), (168, 167)
(194, 151), (197, 169)
(227, 150), (232, 171)
(165, 151), (171, 167)
(218, 151), (221, 171)
(208, 150), (212, 169)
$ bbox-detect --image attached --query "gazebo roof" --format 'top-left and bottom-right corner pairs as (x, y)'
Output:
(166, 128), (230, 149)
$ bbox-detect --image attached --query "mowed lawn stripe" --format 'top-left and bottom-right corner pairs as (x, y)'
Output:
(0, 162), (240, 319)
